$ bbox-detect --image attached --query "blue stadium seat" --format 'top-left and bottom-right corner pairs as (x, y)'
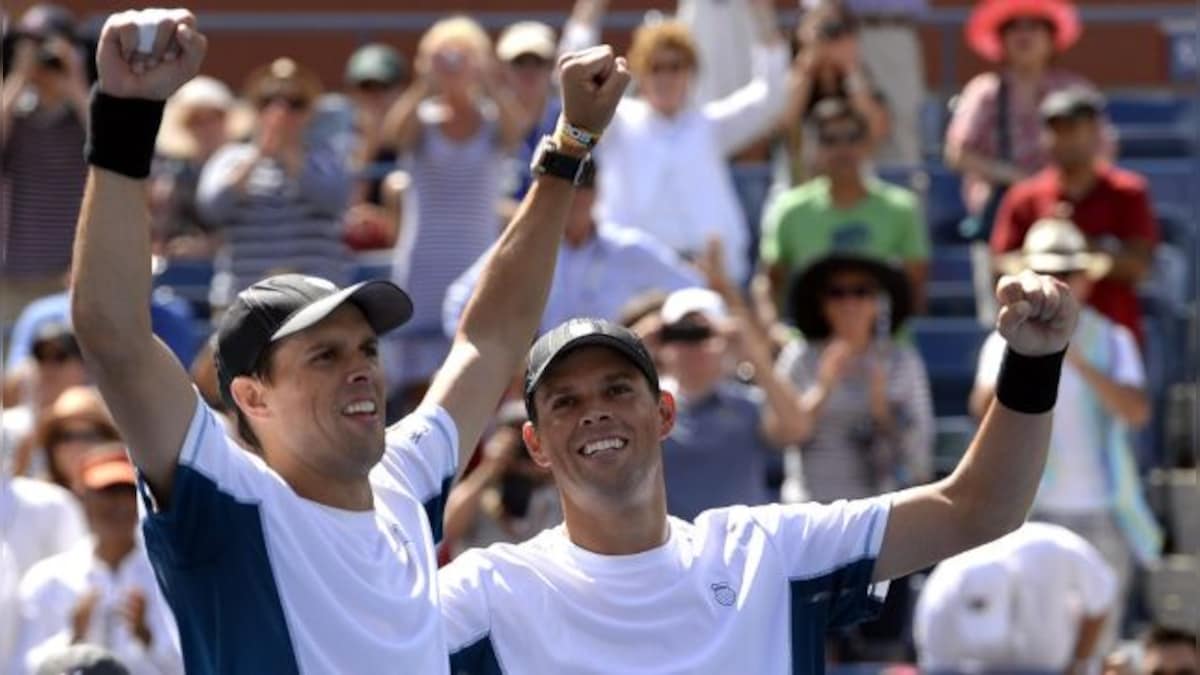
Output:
(927, 245), (976, 317)
(1106, 93), (1195, 127)
(924, 166), (967, 244)
(910, 317), (988, 417)
(153, 259), (215, 319)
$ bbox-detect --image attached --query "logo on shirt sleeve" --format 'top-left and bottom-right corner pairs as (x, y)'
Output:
(710, 582), (737, 607)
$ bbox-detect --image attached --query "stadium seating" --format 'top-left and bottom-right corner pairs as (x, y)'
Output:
(910, 316), (988, 418)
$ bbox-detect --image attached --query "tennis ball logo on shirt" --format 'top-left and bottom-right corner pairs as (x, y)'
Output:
(710, 583), (736, 607)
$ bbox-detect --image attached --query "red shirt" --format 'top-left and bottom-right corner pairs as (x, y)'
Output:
(991, 164), (1158, 344)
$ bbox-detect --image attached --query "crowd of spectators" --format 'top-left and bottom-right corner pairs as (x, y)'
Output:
(1, 0), (1195, 671)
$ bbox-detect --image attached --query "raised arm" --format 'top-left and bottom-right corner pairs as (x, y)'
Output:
(873, 271), (1079, 581)
(70, 11), (208, 501)
(423, 47), (631, 464)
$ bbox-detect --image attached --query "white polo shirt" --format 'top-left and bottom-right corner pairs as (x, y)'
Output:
(441, 497), (891, 674)
(914, 521), (1118, 671)
(139, 397), (458, 674)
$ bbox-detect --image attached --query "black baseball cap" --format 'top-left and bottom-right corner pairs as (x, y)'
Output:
(216, 274), (412, 406)
(524, 318), (660, 420)
(1040, 85), (1106, 123)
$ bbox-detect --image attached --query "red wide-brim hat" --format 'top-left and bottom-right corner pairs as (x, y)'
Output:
(966, 0), (1082, 62)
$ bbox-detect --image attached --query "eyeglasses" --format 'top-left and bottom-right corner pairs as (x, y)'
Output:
(824, 284), (876, 300)
(818, 130), (866, 147)
(257, 94), (310, 112)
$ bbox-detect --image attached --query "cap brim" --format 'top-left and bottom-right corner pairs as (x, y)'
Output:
(526, 334), (657, 406)
(271, 280), (413, 342)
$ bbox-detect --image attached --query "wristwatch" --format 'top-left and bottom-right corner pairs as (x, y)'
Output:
(530, 136), (594, 187)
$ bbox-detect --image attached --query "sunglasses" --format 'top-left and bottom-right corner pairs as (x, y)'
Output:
(49, 427), (118, 447)
(818, 130), (866, 147)
(33, 338), (81, 364)
(510, 53), (551, 70)
(257, 94), (310, 112)
(824, 284), (877, 300)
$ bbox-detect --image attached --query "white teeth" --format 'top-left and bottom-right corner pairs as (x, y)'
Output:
(343, 401), (377, 415)
(581, 438), (627, 456)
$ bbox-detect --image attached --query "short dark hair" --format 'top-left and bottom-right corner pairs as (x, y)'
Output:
(810, 97), (867, 135)
(232, 341), (280, 452)
(1143, 625), (1198, 649)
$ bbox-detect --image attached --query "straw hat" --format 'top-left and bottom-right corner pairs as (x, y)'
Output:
(966, 0), (1081, 63)
(157, 76), (234, 159)
(995, 216), (1112, 279)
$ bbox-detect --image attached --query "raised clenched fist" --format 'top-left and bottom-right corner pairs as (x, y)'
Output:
(96, 8), (207, 100)
(556, 45), (631, 134)
(995, 270), (1080, 357)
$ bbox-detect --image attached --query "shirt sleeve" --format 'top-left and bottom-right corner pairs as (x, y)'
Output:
(194, 143), (256, 226)
(1120, 179), (1159, 243)
(973, 332), (1005, 389)
(373, 405), (460, 542)
(760, 192), (792, 268)
(1109, 325), (1146, 387)
(1058, 529), (1119, 616)
(895, 191), (930, 260)
(138, 396), (267, 566)
(749, 497), (892, 627)
(944, 74), (997, 156)
(439, 550), (495, 670)
(702, 43), (790, 157)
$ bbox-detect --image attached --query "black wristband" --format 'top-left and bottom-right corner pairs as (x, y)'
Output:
(995, 347), (1067, 414)
(84, 87), (166, 179)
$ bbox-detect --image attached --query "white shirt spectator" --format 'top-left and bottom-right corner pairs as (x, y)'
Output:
(974, 314), (1145, 514)
(0, 477), (86, 670)
(15, 540), (183, 675)
(595, 43), (789, 283)
(442, 497), (890, 673)
(914, 521), (1118, 671)
(676, 0), (758, 106)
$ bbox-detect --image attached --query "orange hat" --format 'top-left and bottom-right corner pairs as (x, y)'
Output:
(79, 449), (136, 490)
(965, 0), (1081, 63)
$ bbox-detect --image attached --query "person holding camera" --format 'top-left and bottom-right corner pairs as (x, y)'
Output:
(652, 287), (811, 520)
(382, 15), (530, 415)
(442, 403), (562, 558)
(0, 4), (90, 323)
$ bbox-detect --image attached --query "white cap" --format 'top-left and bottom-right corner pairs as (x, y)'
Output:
(661, 288), (728, 325)
(172, 76), (234, 111)
(496, 21), (557, 62)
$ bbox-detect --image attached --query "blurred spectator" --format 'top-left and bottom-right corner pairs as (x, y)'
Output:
(972, 217), (1160, 652)
(495, 21), (561, 205)
(654, 287), (810, 520)
(442, 403), (560, 557)
(776, 252), (931, 502)
(15, 450), (183, 675)
(783, 2), (889, 183)
(802, 0), (926, 165)
(150, 76), (235, 260)
(914, 521), (1117, 673)
(382, 15), (527, 413)
(991, 87), (1157, 345)
(341, 43), (409, 251)
(197, 57), (354, 308)
(594, 3), (788, 284)
(945, 0), (1094, 240)
(762, 99), (929, 312)
(4, 292), (201, 385)
(2, 325), (89, 474)
(29, 387), (120, 492)
(0, 475), (87, 666)
(1139, 627), (1199, 675)
(0, 5), (89, 323)
(442, 170), (702, 337)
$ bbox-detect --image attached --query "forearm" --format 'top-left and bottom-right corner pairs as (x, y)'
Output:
(942, 400), (1052, 543)
(71, 169), (155, 352)
(383, 80), (429, 151)
(1073, 361), (1150, 427)
(1104, 245), (1153, 284)
(757, 369), (810, 446)
(0, 76), (29, 131)
(949, 147), (1023, 185)
(442, 464), (501, 544)
(1072, 613), (1108, 663)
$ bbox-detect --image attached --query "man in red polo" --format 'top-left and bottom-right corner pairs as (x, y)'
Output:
(991, 86), (1157, 345)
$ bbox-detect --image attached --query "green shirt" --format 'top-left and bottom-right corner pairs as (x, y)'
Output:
(761, 176), (929, 273)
